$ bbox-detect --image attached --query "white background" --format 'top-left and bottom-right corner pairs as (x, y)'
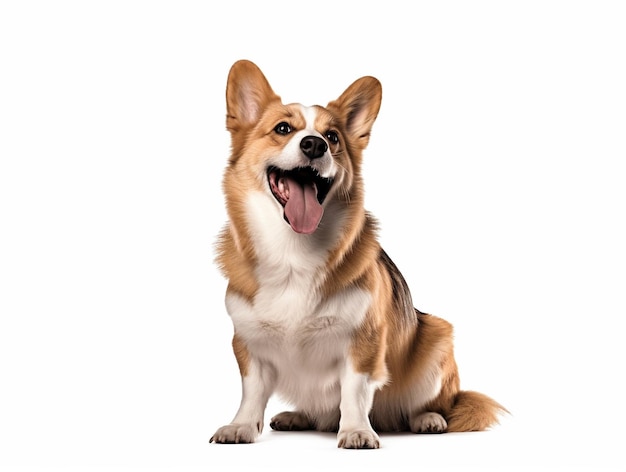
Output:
(1, 1), (625, 471)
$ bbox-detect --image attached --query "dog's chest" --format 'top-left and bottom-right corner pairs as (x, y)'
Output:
(227, 278), (371, 410)
(226, 271), (371, 366)
(231, 195), (367, 352)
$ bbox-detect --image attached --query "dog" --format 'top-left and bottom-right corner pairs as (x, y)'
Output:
(210, 60), (506, 449)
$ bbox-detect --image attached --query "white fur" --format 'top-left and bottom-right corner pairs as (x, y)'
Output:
(300, 104), (317, 128)
(337, 360), (382, 448)
(226, 282), (372, 416)
(243, 189), (345, 269)
(211, 354), (275, 444)
(229, 361), (273, 428)
(338, 361), (382, 439)
(222, 177), (377, 417)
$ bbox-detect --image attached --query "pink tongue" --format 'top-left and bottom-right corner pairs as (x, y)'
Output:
(283, 176), (323, 234)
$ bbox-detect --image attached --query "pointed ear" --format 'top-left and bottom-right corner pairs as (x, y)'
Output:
(327, 76), (382, 149)
(226, 60), (280, 133)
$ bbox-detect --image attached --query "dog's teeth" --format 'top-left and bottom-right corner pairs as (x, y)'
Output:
(278, 178), (288, 198)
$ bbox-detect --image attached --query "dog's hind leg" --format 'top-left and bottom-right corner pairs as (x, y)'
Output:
(409, 411), (448, 433)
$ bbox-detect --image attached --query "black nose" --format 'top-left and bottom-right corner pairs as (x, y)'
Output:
(300, 136), (328, 160)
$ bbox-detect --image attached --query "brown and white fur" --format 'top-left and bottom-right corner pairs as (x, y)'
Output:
(210, 60), (506, 449)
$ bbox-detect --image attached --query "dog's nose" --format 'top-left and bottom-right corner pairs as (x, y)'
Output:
(300, 136), (328, 160)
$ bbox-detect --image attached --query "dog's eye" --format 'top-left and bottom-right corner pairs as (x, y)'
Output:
(274, 122), (292, 135)
(325, 130), (339, 144)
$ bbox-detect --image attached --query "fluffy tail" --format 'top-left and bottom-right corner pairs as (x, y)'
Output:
(447, 390), (508, 432)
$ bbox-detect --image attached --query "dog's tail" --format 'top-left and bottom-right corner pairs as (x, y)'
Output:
(446, 390), (508, 432)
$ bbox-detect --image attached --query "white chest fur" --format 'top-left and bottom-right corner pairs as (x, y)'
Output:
(224, 192), (372, 412)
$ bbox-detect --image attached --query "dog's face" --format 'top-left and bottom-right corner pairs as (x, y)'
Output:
(223, 60), (382, 236)
(241, 102), (342, 235)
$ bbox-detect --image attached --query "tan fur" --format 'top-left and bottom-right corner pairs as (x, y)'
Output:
(211, 60), (507, 448)
(231, 333), (251, 377)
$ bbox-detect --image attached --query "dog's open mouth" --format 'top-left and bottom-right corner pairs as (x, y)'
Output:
(267, 166), (334, 234)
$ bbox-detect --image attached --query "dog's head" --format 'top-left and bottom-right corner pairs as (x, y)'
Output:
(223, 60), (382, 236)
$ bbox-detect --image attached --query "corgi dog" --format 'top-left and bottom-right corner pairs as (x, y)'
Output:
(210, 60), (506, 449)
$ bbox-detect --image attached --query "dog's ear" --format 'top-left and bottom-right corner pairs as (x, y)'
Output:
(327, 76), (382, 149)
(226, 60), (280, 133)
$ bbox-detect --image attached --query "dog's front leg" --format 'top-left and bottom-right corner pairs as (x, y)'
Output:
(210, 359), (274, 444)
(337, 361), (381, 449)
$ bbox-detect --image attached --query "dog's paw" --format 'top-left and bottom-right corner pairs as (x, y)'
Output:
(210, 423), (259, 444)
(270, 411), (312, 431)
(410, 412), (448, 434)
(337, 429), (380, 449)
